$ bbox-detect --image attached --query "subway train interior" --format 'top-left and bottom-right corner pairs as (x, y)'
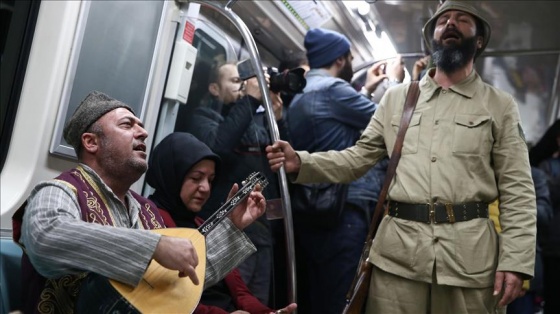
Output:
(1, 0), (559, 312)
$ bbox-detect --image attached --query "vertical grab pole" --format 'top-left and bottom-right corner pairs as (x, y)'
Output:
(549, 53), (560, 124)
(192, 0), (297, 306)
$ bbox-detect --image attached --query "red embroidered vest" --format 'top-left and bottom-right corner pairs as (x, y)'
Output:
(12, 166), (165, 313)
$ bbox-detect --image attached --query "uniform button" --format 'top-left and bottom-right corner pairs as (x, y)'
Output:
(442, 90), (447, 94)
(469, 121), (474, 125)
(435, 120), (439, 125)
(431, 157), (437, 162)
(433, 237), (439, 243)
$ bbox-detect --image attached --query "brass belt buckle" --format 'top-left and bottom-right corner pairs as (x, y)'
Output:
(428, 202), (435, 224)
(445, 203), (456, 223)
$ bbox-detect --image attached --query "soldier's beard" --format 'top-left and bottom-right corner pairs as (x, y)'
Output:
(431, 35), (478, 74)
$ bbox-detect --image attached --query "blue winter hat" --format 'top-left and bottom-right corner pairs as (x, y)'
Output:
(305, 28), (351, 69)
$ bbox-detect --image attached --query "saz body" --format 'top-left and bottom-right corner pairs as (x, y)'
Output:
(110, 172), (269, 313)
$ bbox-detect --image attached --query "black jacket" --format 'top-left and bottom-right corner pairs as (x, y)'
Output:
(185, 96), (290, 246)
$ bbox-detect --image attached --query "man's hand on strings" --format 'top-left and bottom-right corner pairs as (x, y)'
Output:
(153, 236), (200, 285)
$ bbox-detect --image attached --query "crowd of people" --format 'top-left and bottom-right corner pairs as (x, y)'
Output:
(12, 1), (558, 313)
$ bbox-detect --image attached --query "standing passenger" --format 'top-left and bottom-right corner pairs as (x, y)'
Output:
(286, 28), (403, 314)
(185, 62), (287, 305)
(13, 91), (266, 313)
(266, 1), (536, 313)
(277, 51), (309, 108)
(502, 166), (551, 314)
(532, 120), (560, 314)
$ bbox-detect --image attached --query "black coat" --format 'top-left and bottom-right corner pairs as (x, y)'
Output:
(539, 157), (560, 257)
(185, 96), (290, 246)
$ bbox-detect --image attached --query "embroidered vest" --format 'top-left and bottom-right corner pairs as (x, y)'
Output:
(12, 166), (165, 314)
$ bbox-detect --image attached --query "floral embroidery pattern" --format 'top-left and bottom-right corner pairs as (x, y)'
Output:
(139, 202), (163, 229)
(37, 273), (87, 314)
(83, 190), (111, 225)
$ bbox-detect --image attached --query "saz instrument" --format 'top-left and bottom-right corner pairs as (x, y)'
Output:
(110, 172), (269, 313)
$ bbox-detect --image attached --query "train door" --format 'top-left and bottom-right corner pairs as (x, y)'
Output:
(143, 2), (293, 308)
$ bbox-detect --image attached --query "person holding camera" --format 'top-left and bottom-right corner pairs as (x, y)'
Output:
(277, 51), (310, 108)
(184, 62), (287, 306)
(286, 28), (404, 314)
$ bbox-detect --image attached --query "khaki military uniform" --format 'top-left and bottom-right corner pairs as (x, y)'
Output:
(294, 69), (536, 311)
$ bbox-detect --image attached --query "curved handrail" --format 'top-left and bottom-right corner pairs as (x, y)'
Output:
(191, 0), (297, 306)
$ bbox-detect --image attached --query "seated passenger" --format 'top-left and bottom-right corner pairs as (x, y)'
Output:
(146, 132), (297, 314)
(13, 91), (266, 313)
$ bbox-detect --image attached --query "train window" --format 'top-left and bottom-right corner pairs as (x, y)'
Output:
(0, 0), (40, 171)
(142, 20), (237, 197)
(174, 24), (237, 134)
(49, 0), (165, 158)
(479, 54), (560, 145)
(186, 28), (228, 110)
(193, 29), (228, 69)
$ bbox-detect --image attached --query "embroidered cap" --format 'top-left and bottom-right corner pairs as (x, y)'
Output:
(63, 91), (134, 152)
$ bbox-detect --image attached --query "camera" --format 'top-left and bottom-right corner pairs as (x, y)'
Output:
(267, 67), (306, 94)
(237, 59), (306, 94)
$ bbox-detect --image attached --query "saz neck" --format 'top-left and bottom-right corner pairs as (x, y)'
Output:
(198, 172), (267, 235)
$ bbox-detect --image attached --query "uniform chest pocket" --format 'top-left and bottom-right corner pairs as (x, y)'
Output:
(452, 114), (492, 155)
(391, 112), (422, 154)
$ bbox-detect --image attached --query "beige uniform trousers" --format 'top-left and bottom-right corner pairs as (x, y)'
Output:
(366, 266), (506, 314)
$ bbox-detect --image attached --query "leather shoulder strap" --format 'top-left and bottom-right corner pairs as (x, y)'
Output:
(367, 81), (421, 239)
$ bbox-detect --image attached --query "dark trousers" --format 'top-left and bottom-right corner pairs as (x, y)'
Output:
(507, 293), (536, 314)
(294, 203), (369, 314)
(76, 274), (139, 314)
(544, 255), (560, 314)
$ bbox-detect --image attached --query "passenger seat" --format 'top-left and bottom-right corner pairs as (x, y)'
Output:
(0, 236), (22, 314)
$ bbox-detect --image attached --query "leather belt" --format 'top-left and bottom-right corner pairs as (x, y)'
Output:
(387, 201), (488, 224)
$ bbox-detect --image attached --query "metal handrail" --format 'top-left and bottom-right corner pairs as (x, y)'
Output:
(190, 0), (297, 306)
(354, 49), (560, 73)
